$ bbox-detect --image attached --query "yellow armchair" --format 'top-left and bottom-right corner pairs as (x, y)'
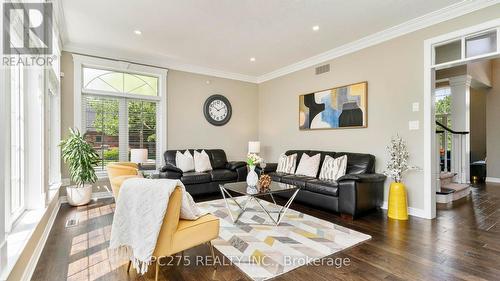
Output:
(128, 186), (220, 281)
(107, 166), (220, 281)
(106, 162), (140, 197)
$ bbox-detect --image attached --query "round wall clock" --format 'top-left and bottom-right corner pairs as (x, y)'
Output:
(203, 94), (232, 126)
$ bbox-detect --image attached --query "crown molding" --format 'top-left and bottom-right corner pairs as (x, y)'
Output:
(62, 0), (499, 84)
(63, 43), (258, 83)
(256, 0), (500, 83)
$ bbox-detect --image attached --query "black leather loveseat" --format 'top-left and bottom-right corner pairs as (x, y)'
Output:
(159, 149), (247, 196)
(259, 150), (386, 218)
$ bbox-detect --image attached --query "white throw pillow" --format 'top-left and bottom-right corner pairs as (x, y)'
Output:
(319, 155), (348, 180)
(175, 150), (194, 172)
(295, 153), (321, 177)
(276, 153), (297, 174)
(194, 150), (213, 172)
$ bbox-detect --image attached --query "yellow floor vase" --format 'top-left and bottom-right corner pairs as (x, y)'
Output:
(387, 182), (408, 220)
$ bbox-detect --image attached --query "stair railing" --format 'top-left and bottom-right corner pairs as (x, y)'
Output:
(435, 120), (469, 183)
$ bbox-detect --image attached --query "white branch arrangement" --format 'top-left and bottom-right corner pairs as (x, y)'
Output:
(247, 153), (262, 167)
(384, 135), (419, 183)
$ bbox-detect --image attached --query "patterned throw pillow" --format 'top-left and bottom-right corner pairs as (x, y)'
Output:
(295, 153), (321, 177)
(276, 153), (297, 174)
(194, 150), (213, 172)
(319, 155), (348, 180)
(175, 150), (194, 172)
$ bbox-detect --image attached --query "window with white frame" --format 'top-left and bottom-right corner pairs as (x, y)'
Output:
(80, 66), (161, 174)
(10, 58), (25, 222)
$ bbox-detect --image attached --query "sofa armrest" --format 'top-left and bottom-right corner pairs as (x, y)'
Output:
(158, 170), (182, 179)
(160, 163), (183, 174)
(226, 161), (246, 171)
(338, 173), (386, 218)
(337, 173), (386, 183)
(256, 163), (278, 174)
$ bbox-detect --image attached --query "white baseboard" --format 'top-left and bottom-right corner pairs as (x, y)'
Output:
(59, 191), (114, 204)
(381, 201), (427, 219)
(486, 177), (500, 183)
(21, 197), (61, 281)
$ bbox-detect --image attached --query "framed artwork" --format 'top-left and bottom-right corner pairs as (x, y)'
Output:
(299, 81), (367, 130)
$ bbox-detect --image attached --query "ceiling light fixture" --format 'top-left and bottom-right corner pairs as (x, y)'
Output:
(312, 25), (319, 31)
(250, 57), (256, 62)
(134, 30), (142, 35)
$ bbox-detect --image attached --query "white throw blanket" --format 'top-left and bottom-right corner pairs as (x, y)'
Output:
(109, 178), (206, 274)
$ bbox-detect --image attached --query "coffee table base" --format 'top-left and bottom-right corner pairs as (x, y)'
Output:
(219, 185), (300, 226)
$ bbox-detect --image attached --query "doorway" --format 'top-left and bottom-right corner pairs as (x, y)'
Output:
(424, 19), (500, 219)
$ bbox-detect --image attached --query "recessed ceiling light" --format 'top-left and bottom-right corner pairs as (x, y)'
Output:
(134, 30), (142, 35)
(250, 57), (256, 62)
(312, 25), (319, 31)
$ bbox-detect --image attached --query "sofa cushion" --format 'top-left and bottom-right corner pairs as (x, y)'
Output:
(276, 153), (297, 174)
(209, 169), (238, 182)
(281, 175), (316, 188)
(319, 155), (347, 180)
(181, 172), (211, 185)
(335, 152), (375, 174)
(207, 149), (228, 169)
(175, 150), (194, 172)
(267, 172), (289, 182)
(295, 153), (321, 177)
(305, 179), (339, 196)
(194, 150), (213, 172)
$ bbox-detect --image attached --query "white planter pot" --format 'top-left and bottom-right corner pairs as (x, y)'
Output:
(66, 184), (92, 206)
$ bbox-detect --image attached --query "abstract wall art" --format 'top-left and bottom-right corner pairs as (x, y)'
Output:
(299, 82), (367, 130)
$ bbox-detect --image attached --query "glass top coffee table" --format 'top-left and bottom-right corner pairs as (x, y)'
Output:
(219, 181), (301, 226)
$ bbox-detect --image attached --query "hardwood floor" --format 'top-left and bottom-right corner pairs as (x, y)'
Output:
(32, 183), (500, 281)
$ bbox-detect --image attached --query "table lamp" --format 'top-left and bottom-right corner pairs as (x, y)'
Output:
(130, 148), (148, 169)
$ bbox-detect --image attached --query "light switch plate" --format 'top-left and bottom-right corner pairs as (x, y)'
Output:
(409, 120), (419, 130)
(412, 102), (419, 112)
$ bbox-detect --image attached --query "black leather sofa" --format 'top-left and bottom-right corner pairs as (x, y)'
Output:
(159, 149), (247, 196)
(258, 150), (386, 218)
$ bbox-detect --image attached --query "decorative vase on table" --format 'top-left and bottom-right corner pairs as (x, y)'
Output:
(246, 165), (259, 187)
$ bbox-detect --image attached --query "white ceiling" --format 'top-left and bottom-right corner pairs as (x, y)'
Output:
(61, 0), (480, 81)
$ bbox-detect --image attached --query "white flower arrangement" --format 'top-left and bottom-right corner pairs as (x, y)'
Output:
(247, 153), (262, 167)
(384, 135), (419, 183)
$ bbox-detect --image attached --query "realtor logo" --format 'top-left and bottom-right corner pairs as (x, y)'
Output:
(3, 2), (53, 55)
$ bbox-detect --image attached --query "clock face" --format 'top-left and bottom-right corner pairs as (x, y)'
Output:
(208, 99), (228, 121)
(204, 95), (232, 126)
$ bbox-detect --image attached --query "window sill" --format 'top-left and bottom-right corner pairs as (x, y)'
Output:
(0, 190), (59, 280)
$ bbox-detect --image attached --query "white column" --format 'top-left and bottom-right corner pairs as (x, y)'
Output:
(449, 75), (471, 183)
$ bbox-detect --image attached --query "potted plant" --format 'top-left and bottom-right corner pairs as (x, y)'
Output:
(60, 128), (100, 206)
(384, 135), (418, 220)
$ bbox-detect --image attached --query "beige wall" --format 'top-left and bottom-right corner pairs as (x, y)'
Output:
(167, 70), (258, 160)
(258, 5), (500, 210)
(470, 88), (487, 162)
(487, 59), (500, 179)
(60, 52), (259, 188)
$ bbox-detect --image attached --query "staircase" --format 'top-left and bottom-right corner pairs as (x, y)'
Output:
(436, 172), (471, 204)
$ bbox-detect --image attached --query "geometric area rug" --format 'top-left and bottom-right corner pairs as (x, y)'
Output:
(197, 198), (371, 281)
